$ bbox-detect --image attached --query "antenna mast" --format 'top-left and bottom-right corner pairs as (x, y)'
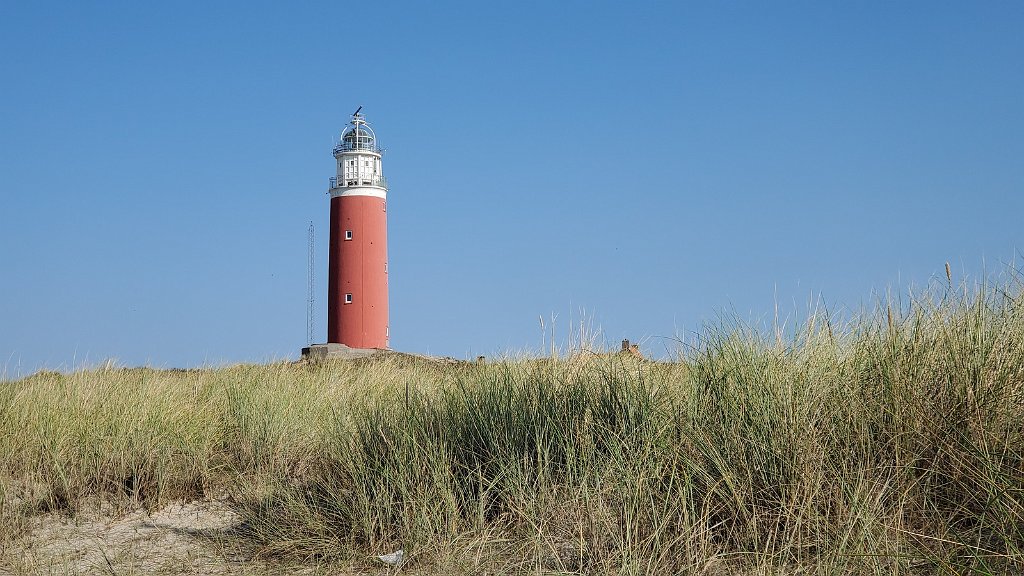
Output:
(307, 221), (315, 345)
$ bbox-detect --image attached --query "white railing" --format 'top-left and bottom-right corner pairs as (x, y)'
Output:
(330, 175), (387, 188)
(332, 141), (382, 155)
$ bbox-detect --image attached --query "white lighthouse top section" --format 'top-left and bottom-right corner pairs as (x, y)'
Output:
(330, 109), (387, 198)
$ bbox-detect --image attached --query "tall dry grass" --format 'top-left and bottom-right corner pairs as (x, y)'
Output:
(1, 274), (1023, 574)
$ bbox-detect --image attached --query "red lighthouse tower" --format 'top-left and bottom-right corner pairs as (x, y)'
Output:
(327, 109), (389, 349)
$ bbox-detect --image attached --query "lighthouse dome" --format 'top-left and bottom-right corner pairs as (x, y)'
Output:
(334, 117), (380, 154)
(342, 126), (373, 147)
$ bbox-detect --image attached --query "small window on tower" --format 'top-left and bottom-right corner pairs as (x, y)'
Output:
(344, 293), (353, 304)
(345, 230), (353, 240)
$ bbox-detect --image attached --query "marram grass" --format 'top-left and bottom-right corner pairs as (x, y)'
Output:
(2, 277), (1023, 574)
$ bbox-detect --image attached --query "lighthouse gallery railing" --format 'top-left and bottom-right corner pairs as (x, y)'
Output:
(330, 175), (387, 188)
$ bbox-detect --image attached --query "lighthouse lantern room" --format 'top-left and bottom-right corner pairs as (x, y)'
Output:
(326, 108), (389, 349)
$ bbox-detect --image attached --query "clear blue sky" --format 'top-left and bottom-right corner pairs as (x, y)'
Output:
(2, 1), (1022, 374)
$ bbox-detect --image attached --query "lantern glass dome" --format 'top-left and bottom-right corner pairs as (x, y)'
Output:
(334, 114), (380, 154)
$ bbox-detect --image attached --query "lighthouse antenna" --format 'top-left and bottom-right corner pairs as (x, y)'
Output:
(353, 105), (362, 117)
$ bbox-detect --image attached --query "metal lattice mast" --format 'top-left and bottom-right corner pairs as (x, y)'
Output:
(307, 221), (315, 345)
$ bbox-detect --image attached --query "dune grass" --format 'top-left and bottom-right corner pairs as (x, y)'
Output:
(1, 275), (1023, 574)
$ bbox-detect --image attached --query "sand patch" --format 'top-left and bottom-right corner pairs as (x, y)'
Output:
(1, 499), (304, 575)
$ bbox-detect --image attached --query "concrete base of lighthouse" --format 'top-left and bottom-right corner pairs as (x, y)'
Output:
(301, 343), (384, 361)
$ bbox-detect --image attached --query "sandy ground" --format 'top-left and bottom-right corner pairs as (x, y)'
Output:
(0, 497), (741, 575)
(0, 499), (335, 575)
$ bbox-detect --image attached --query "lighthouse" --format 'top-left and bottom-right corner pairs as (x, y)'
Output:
(326, 108), (389, 349)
